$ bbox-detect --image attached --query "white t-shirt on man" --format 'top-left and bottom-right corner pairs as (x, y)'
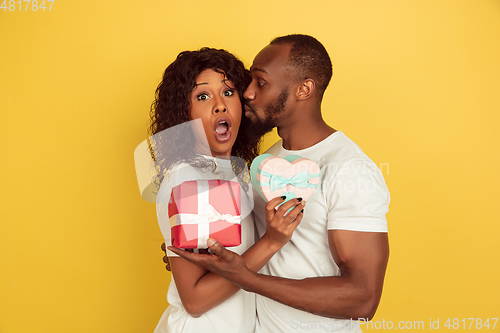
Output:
(253, 131), (390, 333)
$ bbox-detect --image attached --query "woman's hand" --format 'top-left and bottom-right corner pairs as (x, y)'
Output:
(262, 196), (305, 250)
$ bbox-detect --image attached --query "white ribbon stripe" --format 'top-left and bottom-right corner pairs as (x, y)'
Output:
(170, 204), (241, 225)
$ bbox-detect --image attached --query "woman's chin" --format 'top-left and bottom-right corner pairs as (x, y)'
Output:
(210, 141), (236, 158)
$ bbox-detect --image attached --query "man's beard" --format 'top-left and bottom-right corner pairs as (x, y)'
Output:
(247, 87), (289, 140)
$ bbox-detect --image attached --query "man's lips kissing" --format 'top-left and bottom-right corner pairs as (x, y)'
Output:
(244, 104), (255, 118)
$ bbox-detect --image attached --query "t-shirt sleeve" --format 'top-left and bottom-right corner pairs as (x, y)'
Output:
(156, 164), (206, 257)
(325, 159), (390, 232)
(156, 167), (178, 257)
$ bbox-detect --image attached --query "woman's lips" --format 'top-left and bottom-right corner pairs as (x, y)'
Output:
(214, 117), (231, 143)
(213, 117), (231, 131)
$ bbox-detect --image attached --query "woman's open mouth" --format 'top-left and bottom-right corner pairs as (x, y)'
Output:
(214, 117), (232, 143)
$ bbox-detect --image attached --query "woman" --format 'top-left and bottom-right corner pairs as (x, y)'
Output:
(149, 48), (305, 333)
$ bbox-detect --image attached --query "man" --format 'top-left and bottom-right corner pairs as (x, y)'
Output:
(169, 34), (390, 332)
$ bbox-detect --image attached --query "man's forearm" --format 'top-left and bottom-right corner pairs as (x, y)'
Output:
(230, 269), (380, 320)
(168, 232), (388, 320)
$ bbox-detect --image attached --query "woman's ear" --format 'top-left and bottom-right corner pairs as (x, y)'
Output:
(296, 79), (315, 101)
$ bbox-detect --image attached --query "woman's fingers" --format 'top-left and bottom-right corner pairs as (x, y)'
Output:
(265, 196), (286, 222)
(284, 203), (304, 228)
(275, 198), (305, 218)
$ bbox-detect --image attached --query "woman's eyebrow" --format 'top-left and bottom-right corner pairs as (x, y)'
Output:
(194, 82), (208, 87)
(222, 79), (236, 87)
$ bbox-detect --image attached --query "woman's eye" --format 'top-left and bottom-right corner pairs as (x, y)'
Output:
(257, 81), (265, 87)
(197, 93), (209, 101)
(224, 89), (235, 97)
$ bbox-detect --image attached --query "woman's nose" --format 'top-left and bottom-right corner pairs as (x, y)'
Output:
(214, 107), (226, 113)
(213, 96), (227, 113)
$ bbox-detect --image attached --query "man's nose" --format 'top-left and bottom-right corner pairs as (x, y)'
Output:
(243, 86), (255, 100)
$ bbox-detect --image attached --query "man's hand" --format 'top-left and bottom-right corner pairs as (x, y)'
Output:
(167, 197), (304, 279)
(168, 238), (252, 282)
(161, 242), (210, 271)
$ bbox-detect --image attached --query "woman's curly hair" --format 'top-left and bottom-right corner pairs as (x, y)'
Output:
(148, 47), (260, 188)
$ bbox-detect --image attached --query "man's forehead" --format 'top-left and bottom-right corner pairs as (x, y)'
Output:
(251, 43), (292, 73)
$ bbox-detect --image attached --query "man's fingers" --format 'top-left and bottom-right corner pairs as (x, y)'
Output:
(167, 246), (188, 258)
(167, 241), (234, 266)
(207, 238), (232, 260)
(163, 255), (169, 264)
(167, 246), (213, 262)
(161, 242), (166, 252)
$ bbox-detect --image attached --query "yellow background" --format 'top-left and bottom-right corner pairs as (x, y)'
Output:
(1, 0), (499, 332)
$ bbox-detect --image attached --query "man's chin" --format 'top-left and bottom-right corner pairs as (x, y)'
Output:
(246, 109), (264, 123)
(248, 120), (275, 140)
(244, 112), (256, 122)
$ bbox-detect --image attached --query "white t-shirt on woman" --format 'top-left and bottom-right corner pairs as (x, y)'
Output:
(154, 156), (256, 333)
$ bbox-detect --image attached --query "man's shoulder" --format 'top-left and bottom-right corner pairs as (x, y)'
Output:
(319, 132), (377, 166)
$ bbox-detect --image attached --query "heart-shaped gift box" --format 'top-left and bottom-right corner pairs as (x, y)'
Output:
(250, 154), (321, 205)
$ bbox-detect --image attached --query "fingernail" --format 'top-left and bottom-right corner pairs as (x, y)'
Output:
(301, 209), (304, 213)
(281, 195), (286, 200)
(207, 238), (216, 247)
(297, 197), (303, 202)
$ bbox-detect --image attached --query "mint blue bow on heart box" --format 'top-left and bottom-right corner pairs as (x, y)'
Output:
(250, 154), (321, 206)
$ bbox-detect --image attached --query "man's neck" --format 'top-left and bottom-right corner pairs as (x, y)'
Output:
(278, 111), (336, 150)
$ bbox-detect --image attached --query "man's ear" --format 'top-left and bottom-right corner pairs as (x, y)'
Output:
(296, 79), (315, 101)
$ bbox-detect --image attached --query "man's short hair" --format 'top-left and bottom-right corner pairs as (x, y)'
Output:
(270, 34), (333, 97)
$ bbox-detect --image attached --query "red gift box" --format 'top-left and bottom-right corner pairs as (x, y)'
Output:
(168, 179), (242, 249)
